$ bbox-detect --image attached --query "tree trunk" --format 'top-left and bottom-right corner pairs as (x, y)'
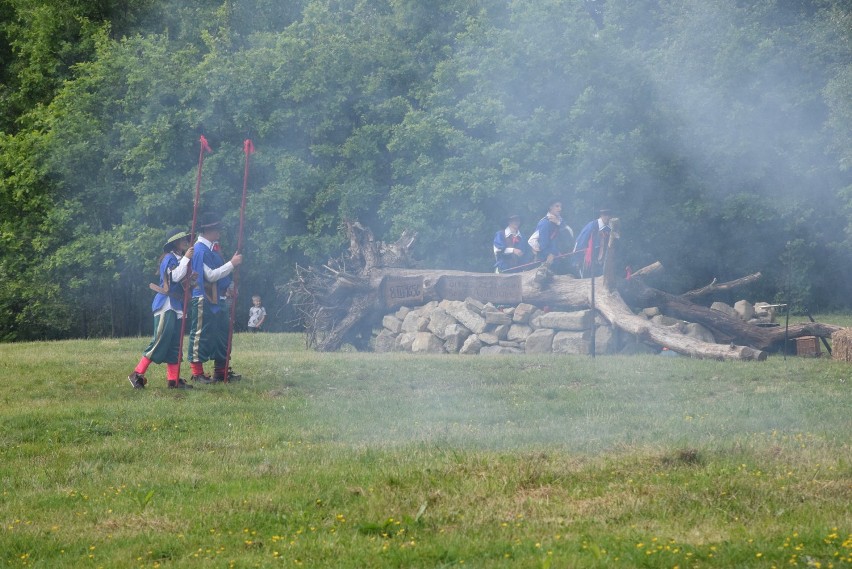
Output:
(621, 278), (842, 350)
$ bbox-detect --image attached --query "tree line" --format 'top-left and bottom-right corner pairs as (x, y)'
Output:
(1, 0), (850, 341)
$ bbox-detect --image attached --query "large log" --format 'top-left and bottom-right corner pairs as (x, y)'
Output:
(621, 278), (842, 350)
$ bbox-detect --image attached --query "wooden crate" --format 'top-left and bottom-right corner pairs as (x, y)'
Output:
(795, 336), (820, 357)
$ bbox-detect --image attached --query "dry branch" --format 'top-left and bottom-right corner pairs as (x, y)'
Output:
(630, 262), (663, 279)
(680, 272), (763, 300)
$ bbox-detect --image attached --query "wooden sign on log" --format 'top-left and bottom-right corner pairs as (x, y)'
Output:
(437, 274), (523, 304)
(380, 275), (425, 308)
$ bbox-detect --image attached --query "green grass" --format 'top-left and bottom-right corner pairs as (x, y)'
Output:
(1, 330), (850, 568)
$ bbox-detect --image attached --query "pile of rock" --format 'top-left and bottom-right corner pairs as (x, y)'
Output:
(373, 297), (616, 355)
(371, 297), (781, 356)
(634, 299), (777, 346)
(710, 300), (779, 325)
(637, 307), (717, 344)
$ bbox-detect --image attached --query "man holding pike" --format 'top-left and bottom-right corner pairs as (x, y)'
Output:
(128, 228), (195, 389)
(187, 212), (243, 384)
(528, 200), (574, 267)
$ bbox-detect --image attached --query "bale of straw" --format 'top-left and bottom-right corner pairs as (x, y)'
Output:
(831, 328), (852, 362)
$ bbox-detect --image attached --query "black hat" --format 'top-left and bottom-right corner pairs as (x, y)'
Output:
(163, 228), (189, 251)
(197, 212), (221, 230)
(599, 208), (612, 216)
(507, 214), (521, 223)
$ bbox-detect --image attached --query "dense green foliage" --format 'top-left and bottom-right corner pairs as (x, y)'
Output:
(1, 334), (851, 566)
(1, 0), (850, 339)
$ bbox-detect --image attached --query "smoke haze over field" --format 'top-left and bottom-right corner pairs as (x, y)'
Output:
(598, 1), (852, 293)
(280, 354), (842, 452)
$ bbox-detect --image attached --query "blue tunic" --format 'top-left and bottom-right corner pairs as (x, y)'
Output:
(532, 216), (562, 258)
(573, 219), (611, 270)
(191, 240), (232, 314)
(493, 228), (526, 271)
(151, 253), (187, 313)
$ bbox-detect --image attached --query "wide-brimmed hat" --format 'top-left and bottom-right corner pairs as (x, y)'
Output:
(197, 212), (222, 230)
(163, 228), (189, 251)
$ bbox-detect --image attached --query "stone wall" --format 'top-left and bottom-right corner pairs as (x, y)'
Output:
(371, 297), (773, 356)
(372, 298), (618, 355)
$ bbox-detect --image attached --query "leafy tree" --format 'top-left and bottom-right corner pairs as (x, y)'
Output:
(1, 0), (851, 340)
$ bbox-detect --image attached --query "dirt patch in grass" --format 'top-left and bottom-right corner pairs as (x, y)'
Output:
(97, 513), (181, 534)
(660, 448), (703, 467)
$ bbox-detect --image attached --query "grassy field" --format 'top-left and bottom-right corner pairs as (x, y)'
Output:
(1, 329), (850, 568)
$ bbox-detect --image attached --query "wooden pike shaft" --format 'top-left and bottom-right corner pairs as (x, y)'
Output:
(223, 139), (253, 382)
(178, 135), (209, 380)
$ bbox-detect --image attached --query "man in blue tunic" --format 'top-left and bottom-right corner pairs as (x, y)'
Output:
(573, 209), (612, 277)
(187, 213), (243, 383)
(493, 214), (526, 273)
(528, 200), (573, 266)
(128, 228), (194, 389)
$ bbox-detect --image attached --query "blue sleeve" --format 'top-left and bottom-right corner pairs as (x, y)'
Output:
(536, 219), (552, 255)
(574, 221), (595, 252)
(164, 255), (179, 278)
(493, 230), (507, 253)
(191, 243), (206, 297)
(209, 249), (232, 292)
(150, 256), (168, 312)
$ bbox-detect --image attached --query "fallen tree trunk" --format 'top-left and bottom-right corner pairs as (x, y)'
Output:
(620, 278), (842, 350)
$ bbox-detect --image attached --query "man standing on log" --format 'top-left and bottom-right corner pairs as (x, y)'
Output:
(528, 200), (572, 266)
(493, 214), (526, 273)
(573, 208), (612, 277)
(187, 212), (243, 384)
